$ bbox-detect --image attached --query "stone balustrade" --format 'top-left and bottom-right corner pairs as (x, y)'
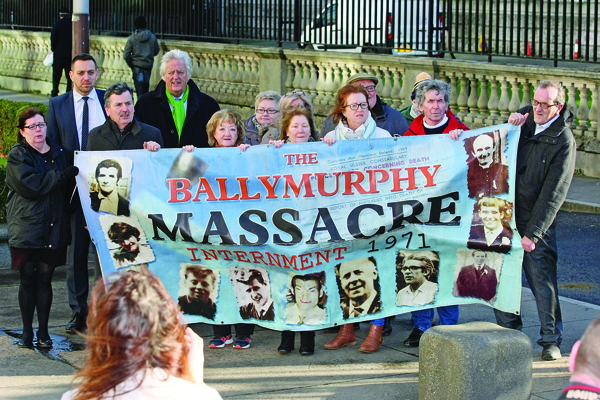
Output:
(1, 29), (599, 176)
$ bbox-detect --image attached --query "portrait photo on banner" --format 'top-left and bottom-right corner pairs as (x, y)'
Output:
(467, 196), (514, 254)
(453, 249), (503, 304)
(229, 267), (275, 322)
(99, 214), (155, 270)
(463, 128), (509, 199)
(334, 257), (382, 319)
(284, 271), (327, 325)
(178, 263), (220, 320)
(166, 150), (209, 189)
(395, 250), (440, 307)
(87, 155), (133, 217)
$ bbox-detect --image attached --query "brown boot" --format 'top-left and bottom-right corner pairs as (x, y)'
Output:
(323, 324), (356, 349)
(359, 324), (384, 353)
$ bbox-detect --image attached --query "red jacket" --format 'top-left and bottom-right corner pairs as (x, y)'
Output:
(404, 110), (469, 136)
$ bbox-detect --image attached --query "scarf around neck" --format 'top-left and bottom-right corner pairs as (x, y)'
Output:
(166, 85), (189, 140)
(334, 114), (377, 140)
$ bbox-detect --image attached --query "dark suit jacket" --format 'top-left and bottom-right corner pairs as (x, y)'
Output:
(178, 296), (216, 320)
(467, 160), (509, 199)
(468, 224), (513, 254)
(341, 293), (382, 319)
(46, 89), (107, 152)
(456, 264), (498, 301)
(239, 302), (275, 321)
(89, 192), (130, 216)
(135, 79), (220, 148)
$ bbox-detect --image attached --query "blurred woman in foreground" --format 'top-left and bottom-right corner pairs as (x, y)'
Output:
(61, 271), (222, 400)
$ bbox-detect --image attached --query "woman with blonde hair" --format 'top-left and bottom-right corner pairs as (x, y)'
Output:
(206, 109), (249, 150)
(61, 271), (222, 399)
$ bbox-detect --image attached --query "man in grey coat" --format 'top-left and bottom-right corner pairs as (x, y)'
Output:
(123, 16), (160, 98)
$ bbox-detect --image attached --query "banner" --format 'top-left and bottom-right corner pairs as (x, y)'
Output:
(75, 123), (523, 330)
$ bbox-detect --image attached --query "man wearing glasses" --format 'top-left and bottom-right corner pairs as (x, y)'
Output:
(320, 72), (409, 137)
(496, 80), (576, 361)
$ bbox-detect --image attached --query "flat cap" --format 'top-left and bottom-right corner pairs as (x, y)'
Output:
(347, 72), (378, 86)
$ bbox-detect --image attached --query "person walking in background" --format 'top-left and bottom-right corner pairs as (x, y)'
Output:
(123, 16), (160, 99)
(50, 7), (72, 98)
(6, 108), (79, 348)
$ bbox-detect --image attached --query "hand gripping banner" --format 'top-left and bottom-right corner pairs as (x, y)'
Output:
(75, 123), (523, 330)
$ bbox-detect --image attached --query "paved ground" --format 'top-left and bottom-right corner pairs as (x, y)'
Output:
(1, 89), (600, 399)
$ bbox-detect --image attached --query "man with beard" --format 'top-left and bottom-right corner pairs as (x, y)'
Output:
(107, 222), (154, 267)
(396, 254), (439, 306)
(468, 196), (513, 254)
(467, 133), (509, 198)
(178, 264), (217, 319)
(87, 82), (162, 152)
(456, 251), (498, 302)
(239, 270), (275, 321)
(90, 159), (130, 216)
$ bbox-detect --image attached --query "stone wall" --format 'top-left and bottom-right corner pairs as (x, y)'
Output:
(1, 29), (599, 176)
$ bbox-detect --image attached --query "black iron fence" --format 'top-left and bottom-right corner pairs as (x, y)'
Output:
(1, 0), (598, 63)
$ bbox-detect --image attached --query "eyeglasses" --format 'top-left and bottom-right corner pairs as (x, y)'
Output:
(531, 99), (558, 109)
(363, 85), (377, 93)
(284, 90), (305, 97)
(256, 108), (279, 114)
(24, 123), (47, 130)
(343, 102), (369, 111)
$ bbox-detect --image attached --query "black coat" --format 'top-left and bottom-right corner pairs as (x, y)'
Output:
(6, 139), (73, 249)
(514, 105), (577, 241)
(135, 79), (220, 148)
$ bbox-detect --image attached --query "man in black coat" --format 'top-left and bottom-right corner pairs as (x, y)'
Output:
(456, 251), (498, 302)
(134, 49), (220, 148)
(496, 80), (577, 361)
(50, 7), (72, 97)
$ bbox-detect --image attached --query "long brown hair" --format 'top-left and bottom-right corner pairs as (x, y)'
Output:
(17, 108), (44, 143)
(71, 271), (191, 400)
(328, 84), (370, 126)
(279, 106), (319, 142)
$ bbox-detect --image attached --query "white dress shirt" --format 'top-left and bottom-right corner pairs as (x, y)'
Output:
(73, 89), (106, 149)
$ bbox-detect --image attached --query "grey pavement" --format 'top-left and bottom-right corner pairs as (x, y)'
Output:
(1, 88), (600, 399)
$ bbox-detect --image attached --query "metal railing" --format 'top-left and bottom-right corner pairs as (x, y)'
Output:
(1, 0), (598, 63)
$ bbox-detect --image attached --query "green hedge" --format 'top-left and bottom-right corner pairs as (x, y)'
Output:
(0, 99), (49, 157)
(0, 99), (48, 223)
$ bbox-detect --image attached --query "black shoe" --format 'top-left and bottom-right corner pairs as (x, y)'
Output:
(66, 314), (87, 333)
(382, 317), (393, 337)
(17, 338), (33, 348)
(37, 338), (53, 349)
(403, 327), (424, 348)
(299, 331), (315, 356)
(278, 331), (295, 355)
(541, 344), (561, 361)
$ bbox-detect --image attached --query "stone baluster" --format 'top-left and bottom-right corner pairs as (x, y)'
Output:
(285, 61), (294, 92)
(341, 65), (351, 87)
(567, 82), (579, 126)
(314, 61), (327, 104)
(448, 73), (459, 115)
(498, 77), (510, 119)
(307, 62), (318, 102)
(214, 55), (225, 93)
(476, 75), (490, 123)
(207, 54), (219, 93)
(576, 83), (590, 137)
(374, 67), (384, 94)
(224, 56), (234, 93)
(381, 67), (393, 105)
(466, 74), (480, 125)
(520, 79), (531, 108)
(190, 51), (201, 80)
(242, 56), (252, 93)
(292, 60), (302, 91)
(331, 63), (342, 96)
(323, 62), (335, 104)
(391, 67), (403, 109)
(508, 78), (521, 113)
(456, 74), (469, 121)
(485, 76), (501, 126)
(588, 83), (599, 138)
(249, 57), (259, 95)
(299, 60), (311, 95)
(197, 53), (209, 90)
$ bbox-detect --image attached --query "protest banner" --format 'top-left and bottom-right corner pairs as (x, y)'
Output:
(75, 123), (523, 330)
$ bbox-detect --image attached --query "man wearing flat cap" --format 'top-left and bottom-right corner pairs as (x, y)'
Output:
(320, 72), (409, 137)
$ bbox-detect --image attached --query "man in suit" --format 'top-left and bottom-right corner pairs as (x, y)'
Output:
(456, 251), (498, 302)
(178, 264), (217, 320)
(46, 53), (107, 333)
(467, 133), (509, 199)
(89, 159), (130, 216)
(468, 196), (513, 254)
(135, 49), (220, 148)
(239, 269), (275, 321)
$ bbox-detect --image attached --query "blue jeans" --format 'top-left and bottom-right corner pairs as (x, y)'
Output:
(412, 305), (459, 332)
(131, 66), (152, 97)
(494, 223), (562, 346)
